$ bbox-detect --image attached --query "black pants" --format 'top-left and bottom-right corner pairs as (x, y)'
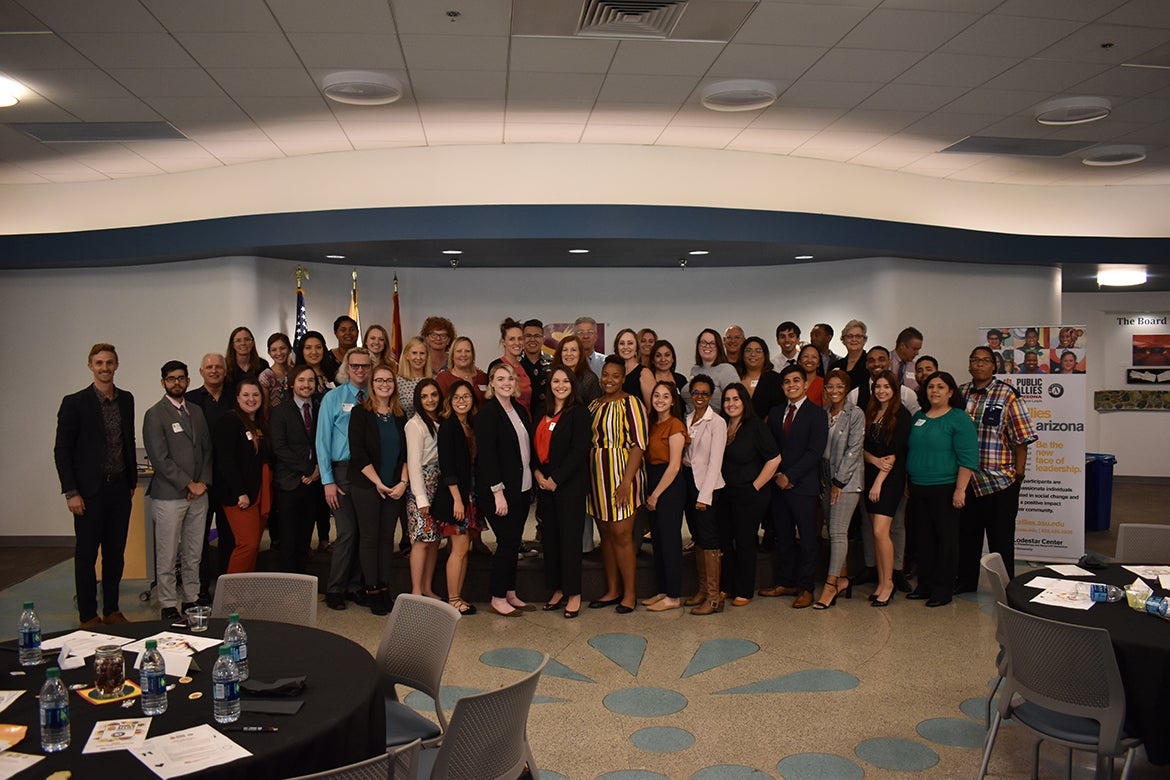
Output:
(199, 503), (233, 593)
(910, 482), (959, 601)
(718, 483), (769, 599)
(351, 483), (402, 589)
(488, 489), (530, 598)
(538, 487), (585, 598)
(958, 480), (1021, 588)
(647, 462), (686, 599)
(73, 479), (131, 621)
(682, 467), (720, 549)
(276, 481), (327, 574)
(771, 487), (819, 592)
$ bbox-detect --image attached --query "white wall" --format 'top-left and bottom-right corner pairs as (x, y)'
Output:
(2, 255), (1058, 540)
(1062, 290), (1170, 478)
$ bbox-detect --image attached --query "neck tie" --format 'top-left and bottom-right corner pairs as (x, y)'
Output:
(302, 403), (315, 462)
(784, 403), (795, 437)
(356, 389), (365, 403)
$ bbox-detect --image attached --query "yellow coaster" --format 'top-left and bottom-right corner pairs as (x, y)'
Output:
(76, 681), (141, 705)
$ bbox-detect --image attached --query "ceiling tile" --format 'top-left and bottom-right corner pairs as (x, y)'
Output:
(423, 121), (503, 145)
(271, 138), (353, 155)
(0, 33), (109, 69)
(994, 0), (1128, 22)
(258, 120), (347, 142)
(415, 100), (504, 123)
(266, 0), (397, 34)
(904, 112), (999, 137)
(150, 157), (223, 173)
(399, 35), (508, 71)
(326, 100), (420, 123)
(49, 96), (160, 121)
(174, 122), (270, 142)
(140, 0), (280, 33)
(0, 95), (77, 122)
(777, 80), (880, 108)
(800, 49), (925, 83)
(506, 99), (595, 124)
(656, 125), (741, 149)
(508, 72), (604, 101)
(1099, 0), (1170, 28)
(107, 68), (227, 98)
(208, 68), (321, 98)
(123, 139), (221, 159)
(750, 106), (845, 130)
(726, 128), (818, 154)
(895, 52), (1020, 87)
(60, 32), (199, 69)
(143, 96), (252, 124)
(579, 124), (664, 144)
(22, 0), (165, 32)
(391, 0), (512, 36)
(339, 122), (426, 143)
(1071, 66), (1170, 98)
(350, 138), (425, 150)
(836, 9), (981, 52)
(1036, 23), (1170, 64)
(597, 74), (700, 103)
(850, 148), (929, 168)
(941, 14), (1084, 58)
(410, 70), (506, 101)
(609, 41), (724, 76)
(508, 37), (617, 74)
(40, 168), (108, 182)
(828, 109), (925, 133)
(670, 105), (763, 128)
(860, 83), (968, 112)
(17, 68), (134, 99)
(236, 96), (331, 122)
(734, 3), (872, 47)
(708, 44), (826, 80)
(286, 33), (405, 70)
(590, 102), (681, 126)
(1110, 97), (1170, 123)
(0, 167), (48, 184)
(940, 87), (1054, 115)
(984, 59), (1112, 92)
(176, 33), (301, 69)
(503, 123), (584, 143)
(882, 0), (999, 11)
(197, 139), (285, 161)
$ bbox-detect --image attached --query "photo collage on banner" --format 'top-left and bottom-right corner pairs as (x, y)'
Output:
(980, 326), (1087, 562)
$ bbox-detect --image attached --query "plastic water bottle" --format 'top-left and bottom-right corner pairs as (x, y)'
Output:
(1143, 596), (1169, 618)
(140, 639), (167, 715)
(1088, 584), (1125, 603)
(224, 613), (249, 681)
(39, 667), (70, 752)
(18, 601), (42, 667)
(212, 645), (241, 724)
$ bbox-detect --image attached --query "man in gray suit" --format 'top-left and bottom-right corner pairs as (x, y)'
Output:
(143, 360), (212, 622)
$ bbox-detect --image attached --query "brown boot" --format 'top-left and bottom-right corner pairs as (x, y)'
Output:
(690, 549), (724, 615)
(683, 546), (706, 607)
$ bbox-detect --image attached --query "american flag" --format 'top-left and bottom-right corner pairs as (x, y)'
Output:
(294, 283), (308, 347)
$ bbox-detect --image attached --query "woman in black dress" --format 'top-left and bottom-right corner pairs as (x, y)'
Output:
(863, 370), (911, 607)
(431, 379), (482, 615)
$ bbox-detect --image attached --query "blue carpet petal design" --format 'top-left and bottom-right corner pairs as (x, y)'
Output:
(604, 686), (688, 717)
(405, 685), (485, 712)
(589, 633), (648, 676)
(716, 669), (859, 695)
(479, 647), (594, 682)
(630, 726), (695, 752)
(776, 753), (864, 780)
(681, 638), (759, 679)
(596, 772), (670, 780)
(917, 717), (987, 749)
(854, 737), (939, 771)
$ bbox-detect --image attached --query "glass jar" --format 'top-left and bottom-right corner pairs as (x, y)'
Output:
(94, 645), (126, 698)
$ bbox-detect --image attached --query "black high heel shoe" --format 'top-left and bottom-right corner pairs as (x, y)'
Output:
(870, 591), (893, 607)
(812, 580), (840, 610)
(542, 597), (566, 611)
(837, 576), (852, 600)
(588, 597), (621, 609)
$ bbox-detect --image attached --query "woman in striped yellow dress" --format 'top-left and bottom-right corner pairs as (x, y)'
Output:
(587, 355), (649, 614)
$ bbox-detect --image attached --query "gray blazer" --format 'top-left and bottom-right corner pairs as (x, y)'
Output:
(825, 402), (865, 493)
(143, 397), (213, 500)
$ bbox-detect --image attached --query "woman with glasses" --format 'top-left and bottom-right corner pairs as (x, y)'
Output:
(421, 316), (456, 376)
(681, 374), (726, 615)
(405, 378), (445, 600)
(687, 328), (741, 413)
(738, 336), (784, 420)
(830, 319), (869, 395)
(225, 326), (269, 387)
(432, 380), (482, 615)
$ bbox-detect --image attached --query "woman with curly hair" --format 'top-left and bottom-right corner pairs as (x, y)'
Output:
(420, 315), (456, 375)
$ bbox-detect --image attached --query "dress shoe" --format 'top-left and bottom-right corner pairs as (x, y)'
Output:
(542, 598), (566, 611)
(160, 607), (181, 622)
(615, 604), (635, 614)
(509, 602), (537, 612)
(103, 611), (129, 624)
(870, 594), (892, 607)
(792, 591), (814, 609)
(196, 591), (213, 607)
(346, 590), (368, 607)
(181, 601), (196, 612)
(79, 616), (104, 629)
(906, 591), (930, 601)
(563, 607), (580, 619)
(731, 596), (752, 607)
(641, 594), (665, 607)
(647, 599), (680, 612)
(489, 604), (522, 617)
(758, 585), (800, 598)
(893, 570), (913, 593)
(588, 597), (621, 609)
(325, 593), (347, 611)
(926, 598), (952, 608)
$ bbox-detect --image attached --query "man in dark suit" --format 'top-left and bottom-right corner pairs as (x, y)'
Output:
(143, 360), (213, 622)
(269, 364), (326, 574)
(186, 352), (234, 599)
(53, 343), (137, 627)
(759, 364), (829, 608)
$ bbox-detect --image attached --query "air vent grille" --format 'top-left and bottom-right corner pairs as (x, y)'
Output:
(12, 122), (186, 143)
(941, 136), (1094, 158)
(577, 0), (687, 39)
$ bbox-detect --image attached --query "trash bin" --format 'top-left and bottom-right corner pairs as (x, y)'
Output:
(1084, 453), (1117, 533)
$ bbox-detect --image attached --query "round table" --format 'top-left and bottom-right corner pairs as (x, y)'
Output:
(1006, 565), (1170, 766)
(2, 619), (384, 779)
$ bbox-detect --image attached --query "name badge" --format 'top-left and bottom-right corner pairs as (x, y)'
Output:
(477, 385), (487, 392)
(749, 379), (758, 388)
(914, 418), (926, 427)
(245, 431), (254, 441)
(547, 422), (556, 431)
(171, 422), (183, 433)
(341, 403), (354, 413)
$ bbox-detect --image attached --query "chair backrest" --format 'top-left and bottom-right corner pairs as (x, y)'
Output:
(1115, 522), (1170, 563)
(995, 603), (1128, 754)
(428, 655), (548, 780)
(286, 740), (419, 780)
(980, 553), (1010, 648)
(376, 594), (462, 731)
(211, 573), (318, 626)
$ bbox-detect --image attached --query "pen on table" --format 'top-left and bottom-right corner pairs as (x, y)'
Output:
(220, 726), (279, 733)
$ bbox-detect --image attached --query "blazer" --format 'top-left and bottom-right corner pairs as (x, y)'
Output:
(212, 412), (270, 506)
(532, 404), (591, 498)
(768, 399), (829, 497)
(684, 405), (726, 506)
(54, 385), (137, 498)
(348, 405), (407, 491)
(269, 399), (319, 492)
(747, 369), (784, 421)
(475, 398), (531, 505)
(142, 397), (212, 500)
(825, 402), (865, 493)
(431, 416), (473, 524)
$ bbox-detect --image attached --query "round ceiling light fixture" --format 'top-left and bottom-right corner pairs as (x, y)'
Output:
(1082, 144), (1146, 167)
(0, 76), (25, 107)
(1097, 265), (1147, 287)
(700, 80), (778, 112)
(322, 71), (403, 106)
(1034, 96), (1111, 126)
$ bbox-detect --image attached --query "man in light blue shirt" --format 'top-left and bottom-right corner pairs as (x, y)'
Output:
(575, 316), (605, 378)
(316, 347), (372, 610)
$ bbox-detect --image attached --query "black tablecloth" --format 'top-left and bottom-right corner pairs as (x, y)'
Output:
(1006, 565), (1170, 765)
(1, 619), (384, 779)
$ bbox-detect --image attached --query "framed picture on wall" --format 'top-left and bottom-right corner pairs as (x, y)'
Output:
(1132, 334), (1170, 366)
(1126, 367), (1170, 384)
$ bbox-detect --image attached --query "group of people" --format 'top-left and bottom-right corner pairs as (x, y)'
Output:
(54, 314), (1037, 626)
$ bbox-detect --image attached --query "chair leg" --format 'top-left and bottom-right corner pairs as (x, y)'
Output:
(523, 744), (539, 779)
(1120, 747), (1135, 780)
(976, 713), (1002, 780)
(1031, 737), (1041, 780)
(986, 674), (1003, 729)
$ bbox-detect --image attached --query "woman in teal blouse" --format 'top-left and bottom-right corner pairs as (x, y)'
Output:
(906, 371), (978, 608)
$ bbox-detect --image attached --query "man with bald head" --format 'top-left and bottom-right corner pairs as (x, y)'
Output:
(723, 325), (746, 367)
(186, 352), (235, 600)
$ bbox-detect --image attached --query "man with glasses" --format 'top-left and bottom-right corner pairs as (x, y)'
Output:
(574, 316), (605, 377)
(143, 360), (212, 622)
(317, 348), (373, 610)
(956, 346), (1037, 590)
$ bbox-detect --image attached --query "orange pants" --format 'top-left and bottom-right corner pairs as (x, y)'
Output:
(223, 465), (272, 573)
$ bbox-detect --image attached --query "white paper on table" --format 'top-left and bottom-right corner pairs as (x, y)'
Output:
(56, 641), (85, 670)
(0, 692), (22, 716)
(1122, 565), (1170, 580)
(1161, 574), (1170, 590)
(40, 630), (130, 658)
(83, 718), (152, 754)
(130, 724), (251, 779)
(1024, 576), (1083, 594)
(132, 650), (192, 679)
(1031, 588), (1095, 610)
(0, 753), (43, 780)
(1047, 564), (1095, 577)
(121, 632), (222, 657)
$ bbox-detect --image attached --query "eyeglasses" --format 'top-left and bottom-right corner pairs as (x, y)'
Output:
(698, 340), (717, 348)
(844, 333), (866, 340)
(232, 336), (254, 344)
(452, 393), (474, 402)
(576, 329), (595, 337)
(743, 347), (764, 355)
(372, 377), (394, 385)
(969, 357), (994, 365)
(348, 363), (373, 371)
(427, 332), (450, 340)
(163, 376), (189, 384)
(689, 390), (711, 397)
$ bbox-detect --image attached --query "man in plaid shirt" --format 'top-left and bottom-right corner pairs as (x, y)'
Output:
(955, 345), (1037, 591)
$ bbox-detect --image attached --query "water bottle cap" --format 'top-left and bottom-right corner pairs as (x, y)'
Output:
(22, 601), (33, 609)
(229, 613), (240, 622)
(145, 639), (157, 650)
(219, 645), (231, 656)
(46, 667), (60, 678)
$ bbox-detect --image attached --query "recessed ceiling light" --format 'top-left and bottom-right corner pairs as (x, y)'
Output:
(321, 71), (403, 106)
(700, 80), (778, 112)
(1082, 144), (1146, 167)
(441, 250), (462, 255)
(325, 254), (346, 259)
(1034, 96), (1111, 126)
(688, 250), (709, 256)
(794, 255), (814, 260)
(0, 76), (25, 108)
(1097, 266), (1147, 287)
(568, 249), (589, 254)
